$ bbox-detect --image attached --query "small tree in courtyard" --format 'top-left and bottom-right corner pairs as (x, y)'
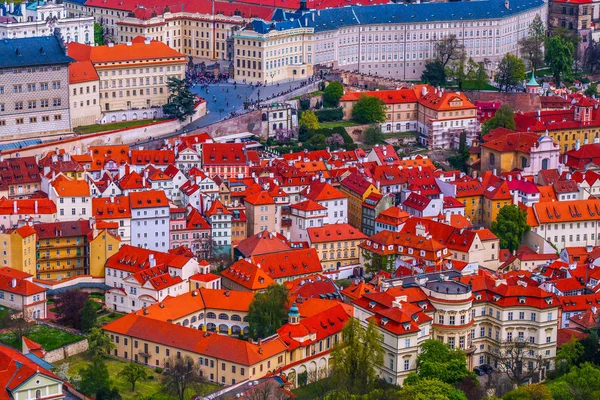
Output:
(491, 204), (530, 252)
(163, 77), (196, 121)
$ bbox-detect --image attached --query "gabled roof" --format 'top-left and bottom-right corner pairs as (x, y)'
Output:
(93, 196), (131, 219)
(221, 259), (274, 291)
(236, 230), (293, 257)
(301, 181), (346, 201)
(50, 175), (91, 197)
(106, 244), (192, 273)
(251, 248), (323, 280)
(34, 220), (90, 239)
(201, 143), (247, 166)
(129, 190), (168, 209)
(307, 223), (366, 243)
(0, 198), (56, 215)
(68, 37), (185, 63)
(0, 35), (73, 68)
(0, 344), (62, 397)
(69, 60), (99, 84)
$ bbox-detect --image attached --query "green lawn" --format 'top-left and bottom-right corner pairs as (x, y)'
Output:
(97, 311), (125, 326)
(56, 354), (220, 400)
(0, 325), (83, 351)
(383, 131), (418, 139)
(319, 120), (359, 129)
(291, 91), (324, 100)
(446, 81), (499, 91)
(292, 377), (335, 399)
(74, 119), (164, 135)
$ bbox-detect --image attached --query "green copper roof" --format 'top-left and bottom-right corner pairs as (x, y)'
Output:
(527, 71), (539, 87)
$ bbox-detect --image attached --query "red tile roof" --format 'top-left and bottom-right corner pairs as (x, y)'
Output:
(129, 190), (168, 209)
(251, 248), (323, 280)
(307, 223), (366, 243)
(202, 143), (247, 166)
(93, 196), (132, 219)
(68, 37), (185, 64)
(103, 313), (287, 366)
(106, 244), (191, 273)
(68, 60), (99, 84)
(340, 88), (419, 104)
(0, 345), (61, 396)
(0, 198), (56, 215)
(221, 259), (274, 291)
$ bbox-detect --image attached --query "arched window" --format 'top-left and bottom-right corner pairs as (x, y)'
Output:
(182, 319), (189, 326)
(218, 313), (229, 320)
(206, 312), (216, 319)
(273, 123), (277, 130)
(489, 153), (496, 167)
(521, 157), (528, 169)
(191, 316), (197, 323)
(231, 314), (242, 321)
(199, 313), (204, 320)
(35, 390), (41, 399)
(243, 316), (249, 322)
(541, 158), (549, 170)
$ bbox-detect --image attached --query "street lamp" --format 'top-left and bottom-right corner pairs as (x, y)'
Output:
(269, 71), (275, 86)
(257, 89), (261, 106)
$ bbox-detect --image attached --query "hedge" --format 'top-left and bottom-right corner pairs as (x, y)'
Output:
(313, 108), (343, 122)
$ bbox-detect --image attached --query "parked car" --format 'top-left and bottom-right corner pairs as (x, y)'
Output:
(473, 367), (485, 376)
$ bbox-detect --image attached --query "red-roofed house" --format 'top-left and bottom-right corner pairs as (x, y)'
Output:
(300, 180), (348, 224)
(68, 37), (187, 112)
(251, 248), (323, 284)
(0, 198), (57, 228)
(201, 143), (249, 179)
(105, 244), (202, 313)
(307, 223), (366, 278)
(0, 267), (47, 320)
(47, 174), (92, 221)
(69, 60), (101, 127)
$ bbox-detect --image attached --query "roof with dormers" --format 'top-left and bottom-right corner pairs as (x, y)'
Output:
(221, 259), (274, 291)
(251, 248), (323, 279)
(307, 223), (366, 243)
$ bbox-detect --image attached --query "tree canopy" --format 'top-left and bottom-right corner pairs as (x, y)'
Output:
(518, 14), (546, 70)
(362, 124), (384, 145)
(247, 284), (289, 338)
(87, 327), (115, 359)
(163, 76), (196, 121)
(481, 104), (516, 135)
(79, 357), (111, 397)
(398, 378), (467, 400)
(120, 362), (148, 391)
(410, 339), (475, 385)
(299, 110), (320, 131)
(421, 60), (447, 87)
(94, 22), (104, 46)
(80, 300), (97, 333)
(436, 35), (465, 68)
(54, 290), (89, 330)
(495, 54), (526, 92)
(323, 81), (344, 107)
(491, 205), (530, 252)
(545, 36), (574, 87)
(330, 318), (383, 395)
(161, 356), (206, 400)
(351, 95), (386, 124)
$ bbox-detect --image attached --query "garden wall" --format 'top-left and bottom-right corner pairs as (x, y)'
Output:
(43, 338), (89, 363)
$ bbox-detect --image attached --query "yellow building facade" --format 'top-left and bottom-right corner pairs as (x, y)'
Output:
(0, 226), (36, 275)
(89, 228), (121, 278)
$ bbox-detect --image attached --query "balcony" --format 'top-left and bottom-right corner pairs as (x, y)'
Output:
(281, 206), (292, 216)
(281, 217), (292, 227)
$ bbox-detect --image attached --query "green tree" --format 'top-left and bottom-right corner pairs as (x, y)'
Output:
(560, 362), (600, 400)
(518, 14), (546, 70)
(585, 83), (598, 97)
(308, 134), (327, 149)
(556, 337), (584, 373)
(80, 300), (97, 333)
(351, 95), (386, 124)
(545, 36), (574, 87)
(397, 378), (467, 400)
(481, 104), (516, 135)
(421, 60), (447, 87)
(94, 22), (104, 45)
(87, 327), (115, 359)
(503, 384), (552, 400)
(247, 284), (289, 338)
(495, 54), (526, 92)
(362, 124), (384, 145)
(330, 318), (383, 395)
(436, 35), (465, 68)
(474, 62), (489, 90)
(161, 356), (205, 400)
(299, 110), (320, 130)
(121, 363), (148, 391)
(96, 387), (122, 400)
(412, 339), (475, 385)
(448, 131), (469, 172)
(491, 205), (530, 252)
(79, 357), (111, 396)
(323, 81), (344, 107)
(163, 76), (196, 121)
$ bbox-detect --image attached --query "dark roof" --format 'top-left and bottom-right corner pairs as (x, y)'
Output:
(253, 0), (546, 34)
(0, 35), (73, 68)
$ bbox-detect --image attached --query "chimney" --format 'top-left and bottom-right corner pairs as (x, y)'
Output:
(110, 196), (114, 203)
(11, 278), (16, 288)
(149, 254), (156, 268)
(421, 86), (427, 96)
(13, 201), (17, 214)
(576, 140), (581, 151)
(34, 200), (38, 214)
(126, 41), (132, 46)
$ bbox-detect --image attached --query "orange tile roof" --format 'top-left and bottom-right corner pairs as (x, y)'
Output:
(0, 271), (45, 296)
(129, 190), (168, 209)
(235, 230), (294, 257)
(221, 259), (274, 291)
(0, 198), (56, 215)
(307, 223), (366, 243)
(89, 145), (131, 171)
(0, 345), (61, 396)
(103, 313), (287, 366)
(301, 181), (346, 202)
(290, 199), (327, 212)
(251, 248), (323, 280)
(68, 38), (185, 64)
(93, 196), (132, 219)
(50, 175), (90, 197)
(106, 244), (191, 273)
(68, 60), (99, 84)
(341, 281), (376, 301)
(130, 150), (175, 166)
(532, 199), (600, 224)
(244, 191), (275, 206)
(418, 88), (476, 111)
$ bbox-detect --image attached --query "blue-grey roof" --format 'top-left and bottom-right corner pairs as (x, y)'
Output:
(0, 139), (42, 150)
(24, 353), (56, 371)
(47, 283), (110, 296)
(250, 0), (545, 34)
(0, 35), (73, 69)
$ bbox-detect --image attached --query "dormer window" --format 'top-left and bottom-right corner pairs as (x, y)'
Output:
(518, 296), (526, 304)
(369, 301), (376, 309)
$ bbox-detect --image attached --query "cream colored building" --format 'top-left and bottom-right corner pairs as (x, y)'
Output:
(233, 22), (313, 84)
(69, 60), (101, 127)
(117, 12), (246, 61)
(68, 37), (187, 112)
